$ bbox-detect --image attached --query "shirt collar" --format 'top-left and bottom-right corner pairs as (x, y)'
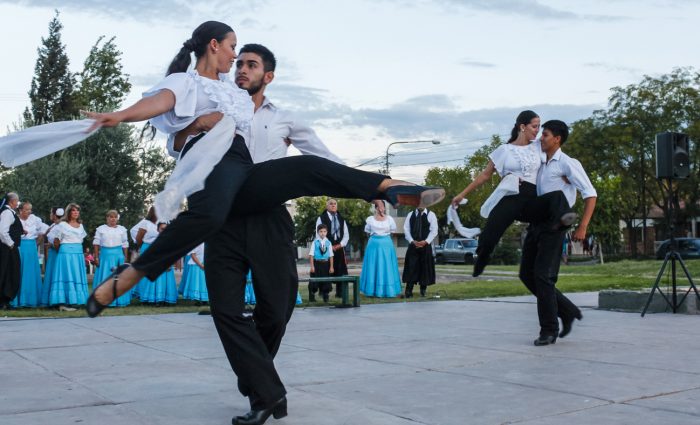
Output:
(547, 148), (563, 163)
(415, 208), (429, 216)
(261, 96), (277, 111)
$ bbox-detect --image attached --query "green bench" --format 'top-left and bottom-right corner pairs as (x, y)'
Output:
(298, 275), (361, 308)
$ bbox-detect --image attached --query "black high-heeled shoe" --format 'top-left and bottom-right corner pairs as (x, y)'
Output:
(232, 397), (287, 425)
(384, 185), (445, 208)
(86, 263), (130, 318)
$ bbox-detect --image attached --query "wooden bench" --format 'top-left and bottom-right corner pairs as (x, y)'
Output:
(298, 275), (361, 308)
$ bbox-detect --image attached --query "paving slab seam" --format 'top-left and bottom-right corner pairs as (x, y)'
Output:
(289, 369), (428, 390)
(431, 338), (700, 376)
(291, 386), (432, 425)
(499, 401), (616, 424)
(620, 402), (700, 419)
(428, 368), (616, 404)
(0, 400), (117, 416)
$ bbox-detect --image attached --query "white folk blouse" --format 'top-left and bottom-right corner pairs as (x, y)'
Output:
(54, 222), (87, 244)
(364, 216), (396, 236)
(93, 224), (129, 248)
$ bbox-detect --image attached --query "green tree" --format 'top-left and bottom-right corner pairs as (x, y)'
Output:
(27, 11), (77, 124)
(566, 68), (700, 255)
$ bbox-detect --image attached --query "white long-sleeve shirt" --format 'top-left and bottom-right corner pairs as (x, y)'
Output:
(0, 208), (17, 247)
(403, 209), (438, 245)
(536, 148), (597, 207)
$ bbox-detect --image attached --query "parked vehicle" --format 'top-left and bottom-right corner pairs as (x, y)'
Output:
(435, 238), (478, 264)
(655, 238), (700, 260)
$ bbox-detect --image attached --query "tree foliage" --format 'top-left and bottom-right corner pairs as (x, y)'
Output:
(1, 13), (174, 238)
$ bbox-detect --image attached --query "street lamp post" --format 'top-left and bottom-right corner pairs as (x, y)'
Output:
(384, 140), (441, 175)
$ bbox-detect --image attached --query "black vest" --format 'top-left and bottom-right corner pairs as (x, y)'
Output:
(3, 206), (22, 247)
(319, 211), (345, 245)
(409, 210), (431, 242)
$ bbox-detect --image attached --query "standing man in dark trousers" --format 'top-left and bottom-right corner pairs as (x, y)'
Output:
(173, 44), (342, 425)
(519, 120), (597, 346)
(402, 207), (438, 297)
(316, 199), (349, 298)
(0, 192), (22, 309)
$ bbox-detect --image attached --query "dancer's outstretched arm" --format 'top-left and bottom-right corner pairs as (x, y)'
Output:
(451, 161), (496, 206)
(84, 90), (176, 131)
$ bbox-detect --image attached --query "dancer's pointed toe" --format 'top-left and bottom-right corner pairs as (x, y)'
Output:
(86, 263), (130, 318)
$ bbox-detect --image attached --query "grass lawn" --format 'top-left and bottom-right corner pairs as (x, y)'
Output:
(3, 260), (698, 319)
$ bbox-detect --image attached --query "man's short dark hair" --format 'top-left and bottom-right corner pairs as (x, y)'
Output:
(239, 43), (276, 72)
(317, 224), (328, 232)
(543, 120), (569, 145)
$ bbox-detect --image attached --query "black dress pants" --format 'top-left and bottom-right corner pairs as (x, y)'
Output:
(519, 224), (581, 336)
(205, 208), (299, 409)
(475, 182), (570, 269)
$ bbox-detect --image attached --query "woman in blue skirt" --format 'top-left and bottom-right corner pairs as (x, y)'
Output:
(130, 207), (159, 299)
(92, 210), (130, 307)
(360, 200), (401, 298)
(12, 201), (46, 307)
(181, 243), (208, 303)
(40, 207), (64, 306)
(47, 203), (88, 310)
(138, 222), (178, 305)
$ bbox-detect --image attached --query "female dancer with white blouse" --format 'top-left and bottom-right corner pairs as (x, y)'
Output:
(359, 200), (402, 298)
(452, 110), (572, 277)
(47, 203), (88, 310)
(73, 21), (443, 425)
(93, 210), (130, 307)
(12, 202), (46, 307)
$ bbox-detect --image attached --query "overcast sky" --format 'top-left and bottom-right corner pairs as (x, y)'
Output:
(1, 0), (698, 180)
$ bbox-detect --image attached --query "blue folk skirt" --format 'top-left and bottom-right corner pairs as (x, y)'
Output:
(93, 246), (130, 307)
(12, 239), (43, 307)
(178, 254), (191, 295)
(181, 262), (208, 302)
(139, 263), (178, 304)
(47, 243), (89, 306)
(40, 247), (57, 305)
(360, 235), (401, 298)
(133, 242), (151, 299)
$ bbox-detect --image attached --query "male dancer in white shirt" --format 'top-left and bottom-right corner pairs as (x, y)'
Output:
(173, 44), (341, 425)
(519, 120), (597, 346)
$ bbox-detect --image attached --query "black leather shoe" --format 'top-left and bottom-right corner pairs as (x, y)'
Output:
(384, 185), (445, 208)
(534, 335), (557, 346)
(552, 212), (578, 231)
(232, 397), (287, 425)
(322, 293), (329, 303)
(419, 287), (426, 297)
(86, 263), (130, 318)
(559, 311), (583, 338)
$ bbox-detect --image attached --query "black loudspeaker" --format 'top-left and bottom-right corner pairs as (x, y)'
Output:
(655, 132), (690, 179)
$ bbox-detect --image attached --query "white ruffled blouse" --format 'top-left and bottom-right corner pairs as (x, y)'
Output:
(144, 70), (253, 140)
(489, 140), (543, 185)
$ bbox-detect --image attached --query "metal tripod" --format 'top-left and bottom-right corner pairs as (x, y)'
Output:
(641, 178), (700, 316)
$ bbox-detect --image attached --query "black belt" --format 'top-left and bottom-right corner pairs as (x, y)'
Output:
(314, 259), (330, 262)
